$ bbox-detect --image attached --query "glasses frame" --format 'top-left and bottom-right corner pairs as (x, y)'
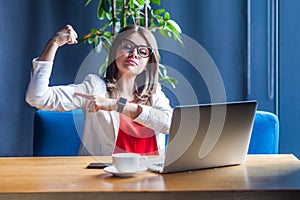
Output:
(119, 39), (153, 58)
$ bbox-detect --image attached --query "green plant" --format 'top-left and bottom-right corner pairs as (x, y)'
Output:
(80, 0), (182, 88)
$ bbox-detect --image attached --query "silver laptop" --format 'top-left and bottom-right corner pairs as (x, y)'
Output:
(147, 100), (257, 173)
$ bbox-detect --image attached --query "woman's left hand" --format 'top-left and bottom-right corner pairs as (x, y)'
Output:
(75, 93), (117, 112)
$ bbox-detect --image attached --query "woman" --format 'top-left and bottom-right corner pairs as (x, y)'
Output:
(26, 24), (172, 156)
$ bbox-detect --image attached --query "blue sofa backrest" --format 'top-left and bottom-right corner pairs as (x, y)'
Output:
(33, 110), (84, 156)
(248, 111), (279, 154)
(33, 110), (279, 156)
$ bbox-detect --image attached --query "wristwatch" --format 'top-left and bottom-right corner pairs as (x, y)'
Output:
(117, 97), (127, 113)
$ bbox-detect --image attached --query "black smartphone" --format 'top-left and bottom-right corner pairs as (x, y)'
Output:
(86, 162), (112, 169)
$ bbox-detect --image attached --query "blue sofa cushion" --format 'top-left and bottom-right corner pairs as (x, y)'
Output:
(248, 111), (279, 154)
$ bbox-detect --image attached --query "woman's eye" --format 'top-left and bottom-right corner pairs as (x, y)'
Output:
(138, 48), (148, 56)
(124, 43), (133, 50)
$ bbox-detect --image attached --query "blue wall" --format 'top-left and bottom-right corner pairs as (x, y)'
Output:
(247, 0), (277, 112)
(0, 0), (100, 156)
(1, 0), (298, 156)
(279, 0), (300, 158)
(158, 0), (247, 105)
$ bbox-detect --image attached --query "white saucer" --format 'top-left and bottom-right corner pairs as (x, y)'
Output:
(104, 166), (147, 177)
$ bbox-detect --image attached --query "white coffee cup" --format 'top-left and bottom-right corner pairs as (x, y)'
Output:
(112, 153), (143, 172)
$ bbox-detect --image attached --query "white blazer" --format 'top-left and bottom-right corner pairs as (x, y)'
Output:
(26, 58), (173, 156)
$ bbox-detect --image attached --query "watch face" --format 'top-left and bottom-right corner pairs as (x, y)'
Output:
(119, 97), (127, 104)
(117, 97), (127, 113)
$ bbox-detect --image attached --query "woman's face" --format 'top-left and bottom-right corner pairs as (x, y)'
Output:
(115, 33), (151, 78)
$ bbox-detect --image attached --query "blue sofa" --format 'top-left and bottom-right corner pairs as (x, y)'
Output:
(33, 110), (279, 156)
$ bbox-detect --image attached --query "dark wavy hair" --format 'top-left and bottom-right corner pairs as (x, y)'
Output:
(104, 25), (159, 105)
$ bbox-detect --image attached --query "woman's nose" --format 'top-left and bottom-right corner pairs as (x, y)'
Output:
(128, 49), (139, 58)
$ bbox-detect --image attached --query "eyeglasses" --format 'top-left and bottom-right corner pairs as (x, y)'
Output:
(119, 39), (153, 58)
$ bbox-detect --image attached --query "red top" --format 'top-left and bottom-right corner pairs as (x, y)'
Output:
(114, 114), (158, 155)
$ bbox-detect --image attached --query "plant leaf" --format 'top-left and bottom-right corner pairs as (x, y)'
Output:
(154, 8), (165, 15)
(102, 37), (112, 53)
(129, 0), (134, 9)
(150, 0), (160, 5)
(98, 2), (106, 20)
(159, 64), (167, 76)
(136, 0), (145, 6)
(103, 0), (112, 12)
(99, 57), (108, 76)
(87, 36), (94, 44)
(120, 3), (127, 29)
(85, 0), (92, 6)
(164, 11), (170, 21)
(90, 28), (98, 34)
(160, 77), (177, 88)
(103, 31), (113, 38)
(159, 28), (171, 38)
(166, 20), (182, 33)
(94, 38), (102, 53)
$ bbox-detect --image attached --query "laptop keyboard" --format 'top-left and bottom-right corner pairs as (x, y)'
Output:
(153, 163), (164, 167)
(146, 156), (165, 172)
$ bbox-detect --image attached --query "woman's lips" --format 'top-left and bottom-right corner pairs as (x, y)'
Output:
(125, 59), (138, 66)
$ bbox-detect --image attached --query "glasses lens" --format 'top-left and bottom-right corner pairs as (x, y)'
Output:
(121, 40), (135, 52)
(137, 46), (151, 58)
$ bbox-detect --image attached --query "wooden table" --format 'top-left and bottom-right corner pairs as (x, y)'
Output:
(0, 155), (300, 200)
